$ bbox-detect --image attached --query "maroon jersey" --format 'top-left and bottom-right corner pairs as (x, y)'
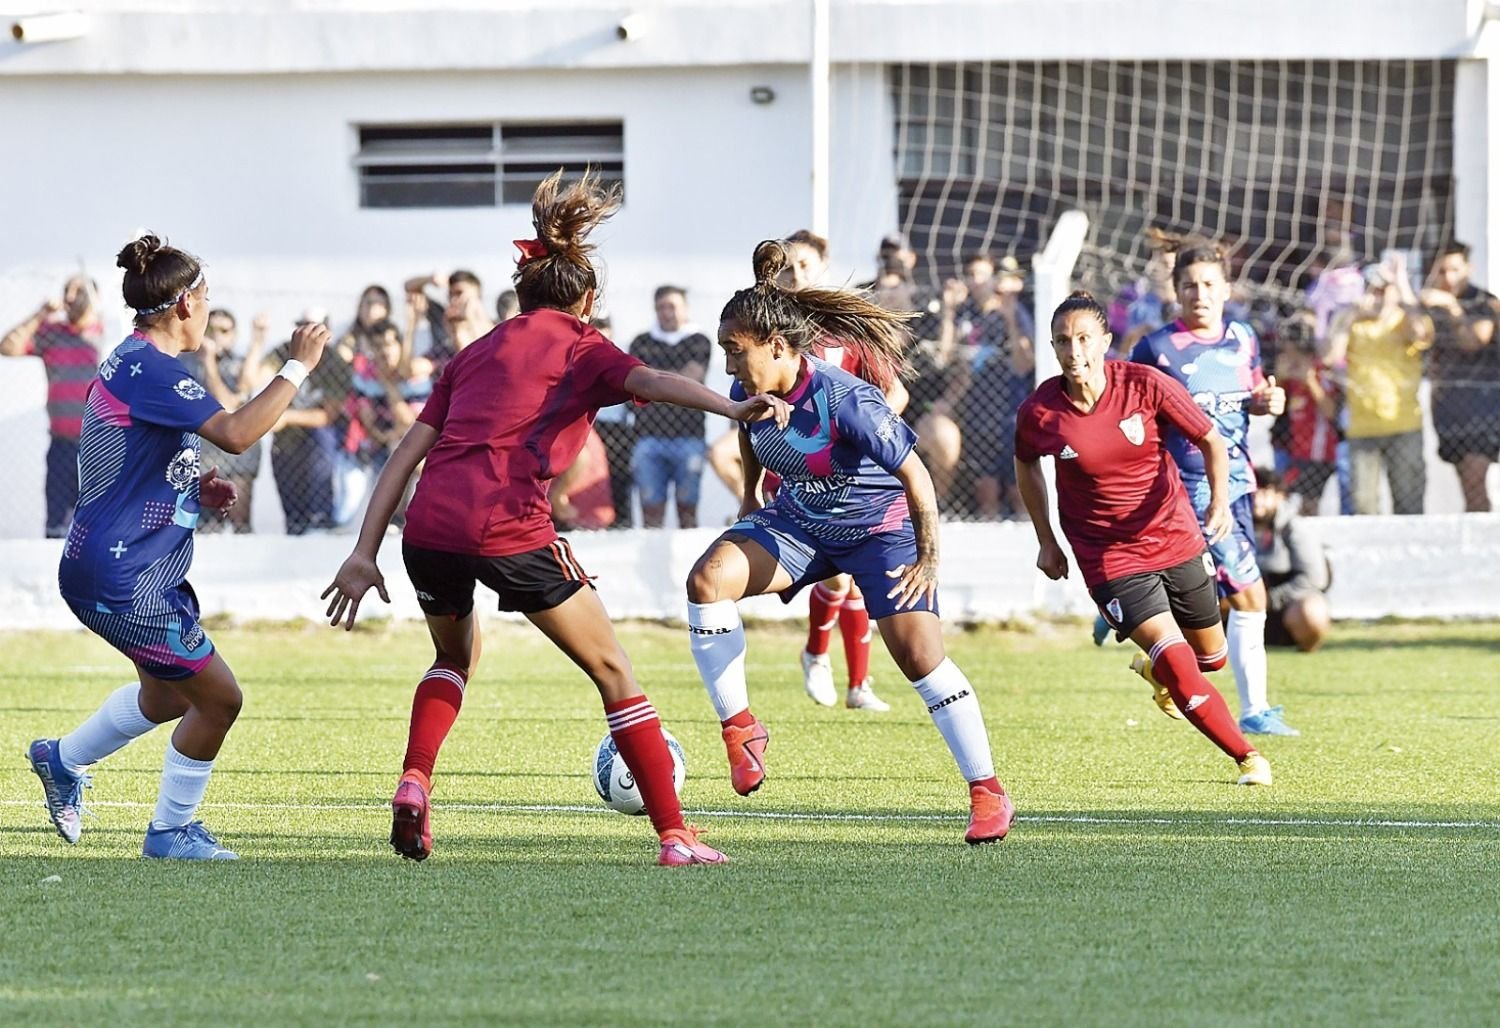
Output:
(403, 309), (644, 557)
(1015, 361), (1214, 588)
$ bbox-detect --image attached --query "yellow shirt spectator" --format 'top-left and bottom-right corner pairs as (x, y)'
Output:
(1339, 306), (1431, 439)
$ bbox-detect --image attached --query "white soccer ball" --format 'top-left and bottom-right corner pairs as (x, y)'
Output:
(592, 729), (686, 815)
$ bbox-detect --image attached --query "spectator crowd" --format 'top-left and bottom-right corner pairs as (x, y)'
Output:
(5, 230), (1497, 540)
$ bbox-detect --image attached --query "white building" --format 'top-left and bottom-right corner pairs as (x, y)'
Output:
(2, 0), (1498, 619)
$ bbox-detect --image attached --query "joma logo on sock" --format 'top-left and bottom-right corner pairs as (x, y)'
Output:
(688, 626), (733, 635)
(927, 688), (969, 713)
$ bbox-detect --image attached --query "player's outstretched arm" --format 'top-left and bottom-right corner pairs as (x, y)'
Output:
(736, 428), (765, 518)
(199, 323), (331, 454)
(885, 451), (942, 611)
(1015, 456), (1068, 580)
(322, 421), (439, 630)
(1194, 428), (1233, 543)
(622, 366), (790, 428)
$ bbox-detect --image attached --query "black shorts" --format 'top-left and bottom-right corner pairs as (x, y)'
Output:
(1436, 424), (1500, 465)
(402, 539), (592, 617)
(1090, 551), (1221, 641)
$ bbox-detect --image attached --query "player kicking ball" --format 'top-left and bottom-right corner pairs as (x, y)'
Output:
(28, 234), (332, 859)
(321, 171), (789, 867)
(1014, 291), (1272, 786)
(684, 240), (1014, 844)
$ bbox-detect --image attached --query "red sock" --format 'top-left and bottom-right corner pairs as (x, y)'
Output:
(1150, 638), (1253, 760)
(402, 661), (468, 782)
(605, 695), (686, 837)
(839, 596), (871, 687)
(721, 709), (757, 730)
(806, 583), (847, 656)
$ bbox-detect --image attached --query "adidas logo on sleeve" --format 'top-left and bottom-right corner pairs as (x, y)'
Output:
(1059, 445), (1079, 460)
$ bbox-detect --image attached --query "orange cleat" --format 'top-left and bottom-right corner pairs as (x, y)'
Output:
(658, 825), (730, 866)
(390, 776), (432, 861)
(964, 783), (1015, 845)
(721, 717), (770, 796)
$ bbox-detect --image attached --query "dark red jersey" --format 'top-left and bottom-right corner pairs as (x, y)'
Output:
(403, 310), (643, 556)
(1014, 360), (1214, 587)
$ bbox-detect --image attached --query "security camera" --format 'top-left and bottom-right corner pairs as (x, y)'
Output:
(616, 13), (646, 41)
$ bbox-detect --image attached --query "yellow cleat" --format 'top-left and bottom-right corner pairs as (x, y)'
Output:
(1236, 752), (1273, 786)
(1130, 651), (1186, 720)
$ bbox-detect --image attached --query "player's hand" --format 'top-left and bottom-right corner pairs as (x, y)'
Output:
(885, 557), (938, 611)
(288, 322), (331, 371)
(1203, 500), (1233, 544)
(321, 552), (390, 631)
(941, 278), (967, 310)
(729, 393), (791, 428)
(1036, 540), (1069, 580)
(198, 466), (238, 513)
(1249, 375), (1285, 416)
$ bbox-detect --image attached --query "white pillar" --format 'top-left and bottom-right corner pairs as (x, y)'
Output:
(809, 0), (831, 237)
(1452, 57), (1495, 285)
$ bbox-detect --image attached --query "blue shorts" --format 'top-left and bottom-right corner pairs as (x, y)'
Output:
(1197, 493), (1261, 599)
(728, 507), (938, 620)
(632, 436), (706, 507)
(63, 583), (216, 681)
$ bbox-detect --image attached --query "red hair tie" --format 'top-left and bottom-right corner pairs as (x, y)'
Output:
(513, 238), (549, 267)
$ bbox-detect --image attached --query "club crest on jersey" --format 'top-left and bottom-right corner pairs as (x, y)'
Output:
(174, 378), (208, 401)
(1118, 413), (1145, 445)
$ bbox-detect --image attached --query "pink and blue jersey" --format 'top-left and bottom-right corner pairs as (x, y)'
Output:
(59, 334), (224, 609)
(733, 356), (917, 543)
(1129, 319), (1265, 508)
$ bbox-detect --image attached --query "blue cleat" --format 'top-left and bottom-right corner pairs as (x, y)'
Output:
(1239, 705), (1301, 737)
(142, 820), (238, 860)
(1091, 614), (1113, 647)
(27, 738), (92, 844)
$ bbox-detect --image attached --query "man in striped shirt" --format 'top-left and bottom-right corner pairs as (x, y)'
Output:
(2, 276), (104, 537)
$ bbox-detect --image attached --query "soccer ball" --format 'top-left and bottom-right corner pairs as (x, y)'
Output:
(592, 729), (686, 815)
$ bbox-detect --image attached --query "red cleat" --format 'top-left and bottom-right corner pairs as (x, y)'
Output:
(721, 718), (770, 796)
(965, 783), (1014, 845)
(390, 777), (432, 861)
(658, 826), (730, 866)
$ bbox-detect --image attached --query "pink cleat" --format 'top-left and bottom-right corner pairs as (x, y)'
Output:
(390, 776), (432, 861)
(658, 826), (730, 866)
(964, 783), (1015, 845)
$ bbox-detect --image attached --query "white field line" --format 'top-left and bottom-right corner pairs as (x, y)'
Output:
(2, 798), (1496, 831)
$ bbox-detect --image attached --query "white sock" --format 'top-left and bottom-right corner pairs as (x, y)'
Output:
(1227, 610), (1270, 717)
(58, 682), (159, 773)
(687, 600), (749, 721)
(151, 742), (215, 830)
(911, 658), (995, 783)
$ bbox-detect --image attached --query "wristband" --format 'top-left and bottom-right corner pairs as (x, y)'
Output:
(276, 359), (310, 389)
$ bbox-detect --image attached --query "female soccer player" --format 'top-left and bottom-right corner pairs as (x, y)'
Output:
(684, 240), (1014, 845)
(1129, 245), (1297, 737)
(28, 234), (332, 859)
(321, 171), (789, 867)
(1014, 291), (1272, 786)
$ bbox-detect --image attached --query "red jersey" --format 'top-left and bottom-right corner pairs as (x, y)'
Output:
(403, 310), (643, 556)
(1014, 361), (1214, 588)
(1280, 374), (1340, 463)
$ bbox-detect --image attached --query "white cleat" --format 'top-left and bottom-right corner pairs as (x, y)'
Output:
(845, 679), (891, 712)
(800, 650), (837, 707)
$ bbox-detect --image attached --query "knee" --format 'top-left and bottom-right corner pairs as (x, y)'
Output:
(1289, 595), (1331, 652)
(686, 558), (723, 605)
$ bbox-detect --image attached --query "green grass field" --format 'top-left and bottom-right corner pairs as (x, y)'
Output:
(2, 618), (1498, 1025)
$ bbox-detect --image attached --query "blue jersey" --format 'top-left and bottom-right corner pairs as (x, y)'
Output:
(734, 356), (917, 543)
(59, 334), (224, 608)
(1129, 319), (1265, 507)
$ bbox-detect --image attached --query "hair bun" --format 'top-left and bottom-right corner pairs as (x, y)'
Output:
(116, 234), (162, 276)
(1067, 289), (1095, 302)
(751, 239), (789, 288)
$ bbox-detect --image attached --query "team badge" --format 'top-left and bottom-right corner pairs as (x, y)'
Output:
(174, 378), (208, 401)
(165, 446), (200, 491)
(1118, 413), (1145, 445)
